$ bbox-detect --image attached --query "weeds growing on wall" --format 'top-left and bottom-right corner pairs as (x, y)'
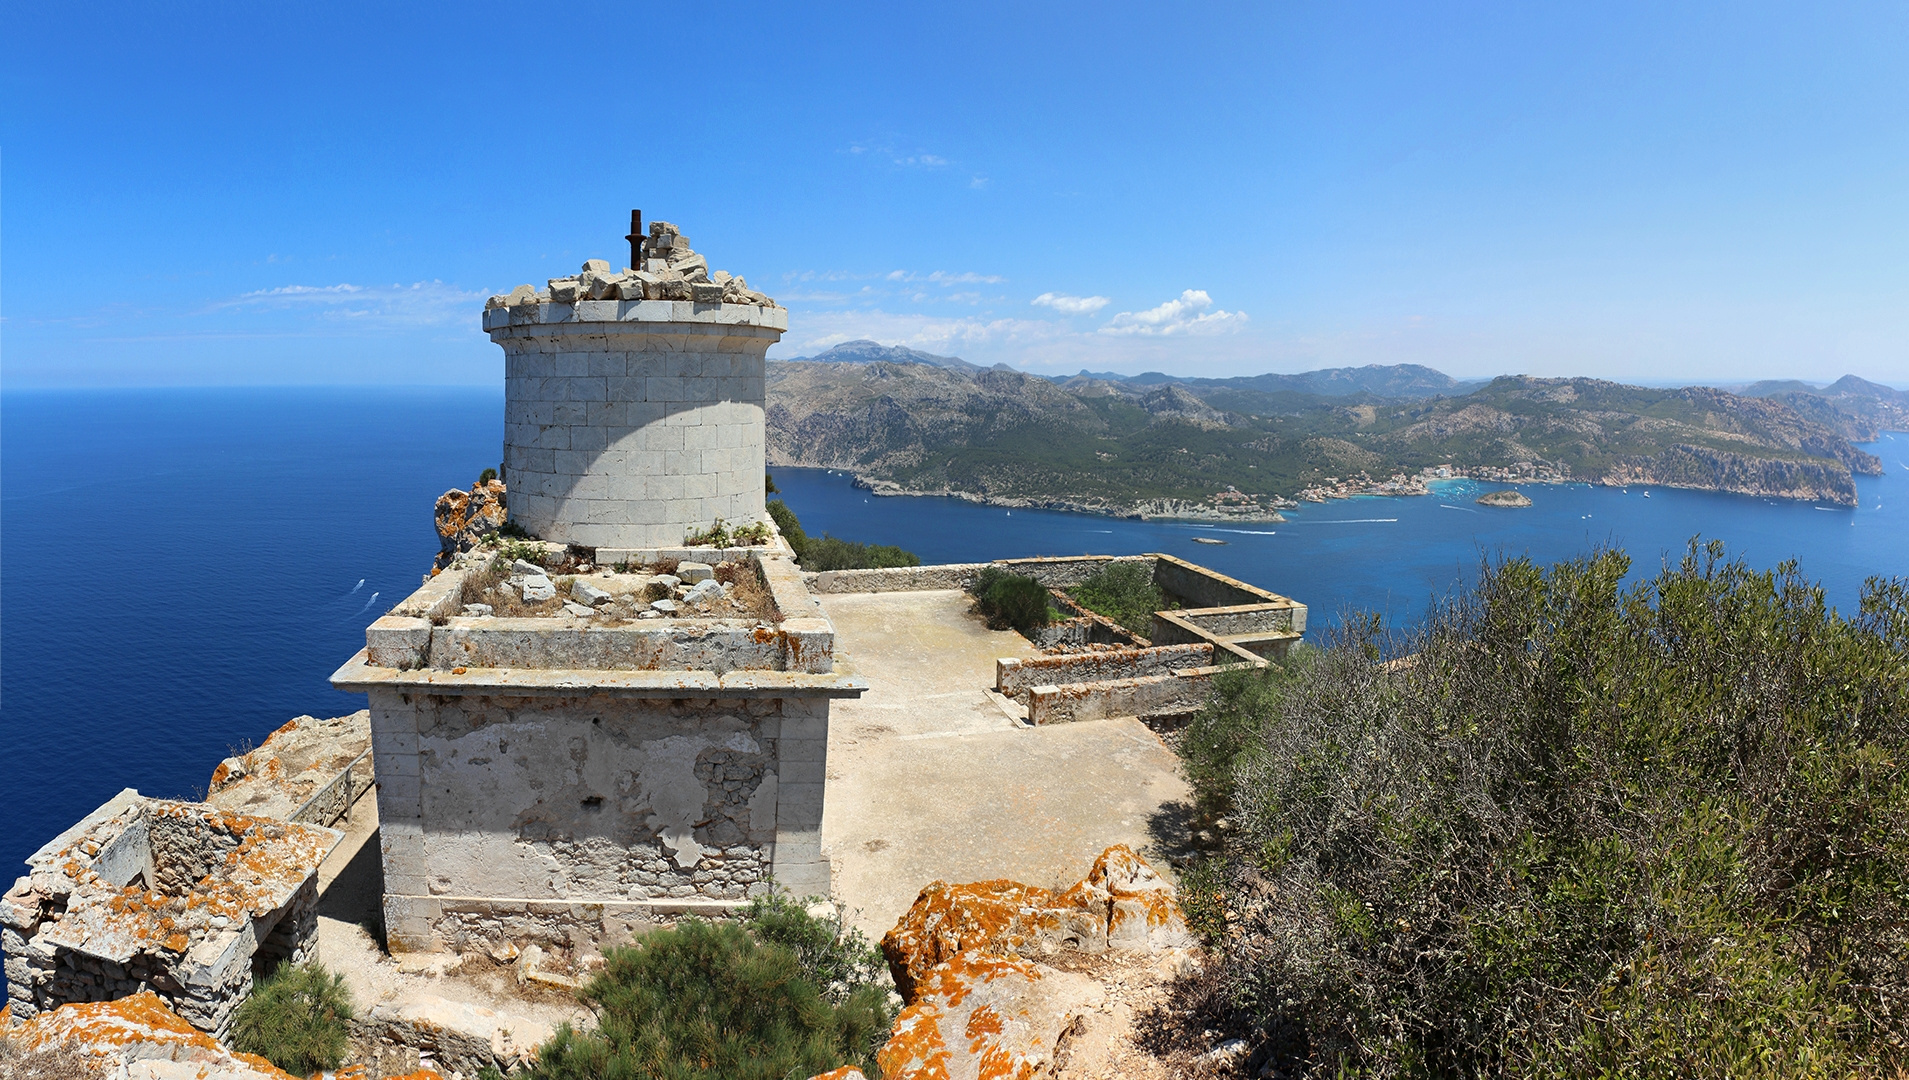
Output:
(229, 963), (354, 1077)
(1066, 561), (1172, 635)
(523, 916), (893, 1080)
(1167, 541), (1909, 1078)
(972, 567), (1056, 635)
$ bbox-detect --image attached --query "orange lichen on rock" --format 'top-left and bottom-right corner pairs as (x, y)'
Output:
(877, 951), (1097, 1080)
(6, 991), (298, 1079)
(804, 1068), (869, 1080)
(881, 845), (1192, 1000)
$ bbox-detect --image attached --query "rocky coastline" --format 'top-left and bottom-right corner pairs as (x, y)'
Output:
(846, 474), (1291, 523)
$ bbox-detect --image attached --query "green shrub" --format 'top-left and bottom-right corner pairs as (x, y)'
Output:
(972, 567), (1055, 634)
(741, 893), (890, 1008)
(767, 499), (808, 557)
(478, 466), (498, 484)
(765, 472), (779, 494)
(523, 920), (891, 1080)
(801, 536), (921, 572)
(1066, 561), (1170, 635)
(764, 499), (920, 571)
(229, 963), (353, 1076)
(1179, 542), (1909, 1078)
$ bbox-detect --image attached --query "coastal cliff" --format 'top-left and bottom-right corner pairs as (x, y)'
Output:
(1601, 444), (1860, 506)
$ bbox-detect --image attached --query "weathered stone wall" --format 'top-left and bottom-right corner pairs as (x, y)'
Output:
(803, 564), (990, 594)
(1025, 670), (1215, 725)
(489, 303), (786, 549)
(996, 644), (1214, 704)
(368, 688), (832, 952)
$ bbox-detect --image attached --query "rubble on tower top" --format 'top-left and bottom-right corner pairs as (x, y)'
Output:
(486, 220), (780, 310)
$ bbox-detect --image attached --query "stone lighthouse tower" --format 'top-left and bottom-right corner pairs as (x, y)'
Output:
(483, 215), (785, 549)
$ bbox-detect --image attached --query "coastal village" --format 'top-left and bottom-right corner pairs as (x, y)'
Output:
(1, 220), (1306, 1079)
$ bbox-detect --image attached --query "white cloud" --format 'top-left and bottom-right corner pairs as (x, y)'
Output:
(776, 309), (1076, 359)
(1032, 292), (1111, 315)
(896, 154), (948, 167)
(970, 176), (990, 189)
(220, 281), (488, 327)
(1100, 289), (1248, 336)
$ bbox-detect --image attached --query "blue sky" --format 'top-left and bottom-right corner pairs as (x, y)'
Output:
(4, 2), (1906, 387)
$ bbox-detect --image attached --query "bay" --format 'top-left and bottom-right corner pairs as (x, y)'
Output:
(1, 387), (1903, 880)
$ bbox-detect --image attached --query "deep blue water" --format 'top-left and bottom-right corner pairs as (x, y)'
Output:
(769, 446), (1907, 632)
(2, 388), (1904, 882)
(2, 388), (504, 877)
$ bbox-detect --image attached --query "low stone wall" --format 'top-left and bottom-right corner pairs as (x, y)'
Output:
(996, 644), (1213, 704)
(1025, 670), (1215, 725)
(997, 554), (1153, 589)
(804, 563), (990, 593)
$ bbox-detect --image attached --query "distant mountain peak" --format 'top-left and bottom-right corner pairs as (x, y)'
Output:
(783, 339), (981, 372)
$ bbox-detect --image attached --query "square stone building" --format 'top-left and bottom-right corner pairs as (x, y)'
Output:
(331, 228), (864, 953)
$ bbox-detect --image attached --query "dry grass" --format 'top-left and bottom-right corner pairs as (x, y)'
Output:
(0, 1039), (108, 1080)
(716, 561), (780, 623)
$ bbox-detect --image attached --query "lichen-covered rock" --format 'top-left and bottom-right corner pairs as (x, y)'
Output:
(805, 1069), (868, 1080)
(876, 951), (1102, 1080)
(880, 845), (1192, 1000)
(434, 479), (507, 558)
(3, 991), (298, 1078)
(1054, 844), (1195, 953)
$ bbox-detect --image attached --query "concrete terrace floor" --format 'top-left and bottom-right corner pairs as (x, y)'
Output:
(818, 589), (1194, 941)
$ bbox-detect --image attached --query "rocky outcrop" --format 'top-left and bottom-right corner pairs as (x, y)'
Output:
(1475, 490), (1533, 507)
(0, 991), (299, 1079)
(486, 221), (779, 309)
(434, 480), (507, 560)
(1601, 444), (1860, 506)
(871, 846), (1198, 1080)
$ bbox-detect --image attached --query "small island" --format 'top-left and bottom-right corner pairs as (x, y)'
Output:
(1477, 489), (1534, 508)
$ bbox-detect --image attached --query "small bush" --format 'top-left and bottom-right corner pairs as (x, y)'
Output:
(767, 499), (808, 556)
(765, 472), (779, 494)
(522, 920), (890, 1080)
(478, 467), (498, 484)
(741, 893), (890, 1008)
(801, 536), (921, 572)
(229, 963), (353, 1077)
(972, 567), (1055, 634)
(1066, 561), (1169, 635)
(732, 520), (772, 545)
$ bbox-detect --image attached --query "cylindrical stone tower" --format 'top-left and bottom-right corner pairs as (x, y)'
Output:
(483, 222), (786, 549)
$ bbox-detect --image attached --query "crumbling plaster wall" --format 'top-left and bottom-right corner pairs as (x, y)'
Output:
(368, 688), (830, 952)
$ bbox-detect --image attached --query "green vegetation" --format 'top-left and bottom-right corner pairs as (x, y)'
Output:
(478, 466), (498, 484)
(770, 361), (1885, 508)
(522, 907), (893, 1080)
(229, 963), (354, 1076)
(1066, 561), (1170, 634)
(971, 567), (1055, 635)
(767, 499), (920, 572)
(1171, 543), (1909, 1077)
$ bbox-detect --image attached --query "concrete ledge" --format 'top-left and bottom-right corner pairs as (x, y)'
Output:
(996, 643), (1214, 703)
(330, 650), (867, 698)
(1026, 670), (1214, 725)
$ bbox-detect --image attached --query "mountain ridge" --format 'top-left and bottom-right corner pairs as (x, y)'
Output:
(766, 356), (1897, 513)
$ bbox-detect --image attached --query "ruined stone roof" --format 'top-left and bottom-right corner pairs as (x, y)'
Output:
(486, 220), (780, 310)
(3, 792), (339, 965)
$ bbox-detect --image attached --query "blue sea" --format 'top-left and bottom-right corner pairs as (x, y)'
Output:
(3, 387), (1905, 880)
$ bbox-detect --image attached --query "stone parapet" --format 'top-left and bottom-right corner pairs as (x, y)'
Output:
(996, 644), (1215, 705)
(1026, 670), (1216, 725)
